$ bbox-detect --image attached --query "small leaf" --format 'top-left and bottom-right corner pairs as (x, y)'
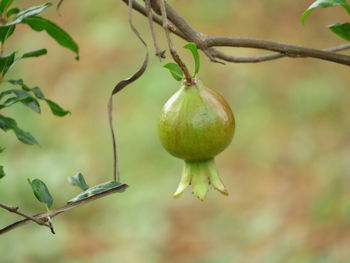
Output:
(164, 63), (183, 81)
(0, 165), (5, 179)
(0, 0), (13, 13)
(342, 1), (350, 14)
(0, 89), (41, 113)
(0, 115), (38, 145)
(8, 79), (31, 91)
(68, 172), (89, 191)
(184, 42), (200, 75)
(329, 22), (350, 41)
(301, 0), (346, 24)
(7, 79), (69, 116)
(68, 181), (127, 203)
(0, 51), (15, 75)
(22, 48), (47, 58)
(6, 7), (19, 17)
(7, 2), (52, 26)
(0, 25), (15, 43)
(45, 99), (70, 116)
(0, 96), (41, 113)
(2, 49), (48, 74)
(20, 97), (41, 113)
(22, 16), (79, 59)
(31, 87), (45, 99)
(27, 178), (53, 208)
(0, 24), (14, 43)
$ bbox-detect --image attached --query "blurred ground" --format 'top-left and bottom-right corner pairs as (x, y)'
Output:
(1, 0), (350, 262)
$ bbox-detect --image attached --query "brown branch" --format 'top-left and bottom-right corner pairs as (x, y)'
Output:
(121, 0), (186, 40)
(145, 0), (164, 59)
(209, 43), (350, 63)
(204, 36), (350, 66)
(121, 0), (350, 66)
(0, 184), (129, 235)
(0, 203), (50, 229)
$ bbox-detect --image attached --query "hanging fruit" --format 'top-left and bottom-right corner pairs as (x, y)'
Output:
(160, 43), (235, 200)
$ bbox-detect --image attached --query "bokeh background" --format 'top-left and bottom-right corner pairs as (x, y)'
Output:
(1, 0), (350, 262)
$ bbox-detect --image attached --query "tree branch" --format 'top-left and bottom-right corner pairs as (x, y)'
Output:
(0, 203), (50, 229)
(145, 0), (164, 59)
(205, 36), (350, 66)
(208, 43), (350, 63)
(121, 0), (187, 40)
(122, 0), (350, 66)
(0, 184), (128, 235)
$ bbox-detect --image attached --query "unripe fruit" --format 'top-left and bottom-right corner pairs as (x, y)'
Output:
(158, 78), (235, 200)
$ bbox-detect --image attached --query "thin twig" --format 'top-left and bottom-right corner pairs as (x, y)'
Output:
(209, 43), (350, 63)
(0, 203), (50, 229)
(145, 0), (164, 59)
(56, 0), (64, 15)
(204, 36), (350, 66)
(0, 184), (129, 235)
(158, 0), (194, 84)
(325, 43), (350, 52)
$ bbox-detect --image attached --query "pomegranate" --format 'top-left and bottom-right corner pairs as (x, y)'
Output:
(158, 78), (235, 200)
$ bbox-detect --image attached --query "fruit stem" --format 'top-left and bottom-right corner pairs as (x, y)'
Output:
(158, 0), (194, 86)
(173, 158), (229, 201)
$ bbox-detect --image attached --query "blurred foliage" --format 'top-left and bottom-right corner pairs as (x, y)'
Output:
(0, 0), (77, 186)
(1, 0), (350, 263)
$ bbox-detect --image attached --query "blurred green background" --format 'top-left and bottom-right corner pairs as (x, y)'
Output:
(1, 0), (350, 262)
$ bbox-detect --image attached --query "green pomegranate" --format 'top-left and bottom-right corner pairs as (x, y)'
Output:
(158, 78), (235, 200)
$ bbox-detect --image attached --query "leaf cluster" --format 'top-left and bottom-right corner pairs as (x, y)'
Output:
(302, 0), (350, 41)
(0, 0), (78, 180)
(27, 173), (126, 214)
(164, 43), (200, 82)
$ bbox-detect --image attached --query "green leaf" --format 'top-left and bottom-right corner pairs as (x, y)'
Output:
(27, 178), (53, 208)
(0, 89), (41, 113)
(184, 42), (200, 75)
(31, 87), (45, 99)
(45, 99), (70, 116)
(22, 16), (79, 59)
(0, 49), (47, 75)
(19, 97), (41, 113)
(301, 0), (347, 23)
(0, 0), (13, 13)
(68, 181), (127, 203)
(7, 2), (52, 26)
(0, 115), (38, 145)
(1, 96), (41, 113)
(164, 63), (183, 81)
(68, 172), (89, 191)
(6, 7), (19, 17)
(0, 165), (5, 179)
(342, 1), (350, 14)
(22, 48), (47, 58)
(7, 79), (69, 116)
(329, 22), (350, 41)
(0, 51), (15, 75)
(0, 25), (15, 43)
